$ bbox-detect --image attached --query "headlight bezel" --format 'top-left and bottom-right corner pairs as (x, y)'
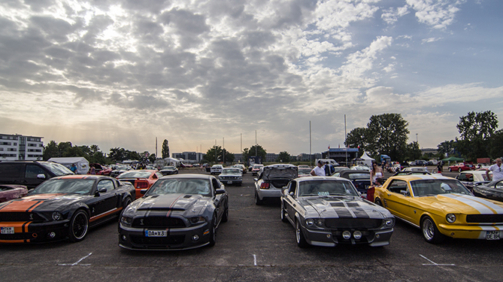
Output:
(305, 218), (324, 228)
(190, 216), (206, 225)
(120, 216), (133, 227)
(52, 212), (63, 221)
(446, 213), (456, 223)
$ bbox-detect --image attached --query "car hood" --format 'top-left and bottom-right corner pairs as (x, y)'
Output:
(413, 194), (503, 214)
(299, 196), (392, 219)
(0, 193), (89, 212)
(124, 193), (210, 217)
(262, 166), (298, 180)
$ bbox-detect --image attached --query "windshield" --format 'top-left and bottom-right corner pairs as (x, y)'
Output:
(222, 169), (240, 175)
(298, 168), (311, 174)
(31, 179), (95, 195)
(347, 173), (370, 180)
(410, 179), (471, 197)
(146, 178), (211, 196)
(118, 171), (152, 179)
(115, 165), (129, 170)
(162, 167), (175, 170)
(253, 165), (263, 169)
(298, 180), (358, 197)
(40, 162), (74, 176)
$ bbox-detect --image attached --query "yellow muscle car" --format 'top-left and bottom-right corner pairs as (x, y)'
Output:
(374, 175), (503, 243)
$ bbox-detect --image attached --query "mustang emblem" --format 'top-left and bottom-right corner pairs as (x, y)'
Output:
(29, 213), (33, 220)
(140, 219), (144, 226)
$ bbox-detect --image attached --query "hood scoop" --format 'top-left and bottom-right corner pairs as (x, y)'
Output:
(184, 195), (192, 198)
(330, 202), (359, 207)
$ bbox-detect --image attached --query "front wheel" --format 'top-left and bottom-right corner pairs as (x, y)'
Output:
(295, 220), (309, 248)
(421, 216), (445, 244)
(68, 210), (89, 242)
(255, 191), (263, 205)
(281, 201), (288, 223)
(375, 198), (383, 206)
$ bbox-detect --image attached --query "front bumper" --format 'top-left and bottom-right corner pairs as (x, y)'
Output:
(119, 222), (212, 250)
(301, 226), (394, 247)
(0, 220), (70, 243)
(438, 223), (503, 240)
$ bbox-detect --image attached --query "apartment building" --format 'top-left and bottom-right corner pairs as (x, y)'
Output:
(0, 134), (44, 161)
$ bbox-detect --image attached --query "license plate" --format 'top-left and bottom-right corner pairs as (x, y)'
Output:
(145, 230), (167, 237)
(1, 227), (14, 234)
(486, 231), (500, 240)
(227, 181), (233, 184)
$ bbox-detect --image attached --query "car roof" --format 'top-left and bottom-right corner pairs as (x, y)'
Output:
(159, 174), (214, 180)
(52, 175), (109, 180)
(265, 164), (295, 168)
(388, 175), (454, 181)
(296, 176), (351, 183)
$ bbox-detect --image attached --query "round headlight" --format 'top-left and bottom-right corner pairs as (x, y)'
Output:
(306, 219), (314, 226)
(52, 212), (62, 221)
(315, 219), (324, 227)
(385, 219), (394, 227)
(353, 230), (362, 240)
(342, 231), (351, 240)
(446, 214), (456, 223)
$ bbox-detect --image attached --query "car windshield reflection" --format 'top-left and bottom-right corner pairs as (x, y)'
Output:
(146, 179), (211, 196)
(298, 180), (358, 197)
(221, 169), (240, 175)
(410, 180), (471, 197)
(31, 179), (95, 195)
(41, 162), (74, 176)
(118, 171), (152, 179)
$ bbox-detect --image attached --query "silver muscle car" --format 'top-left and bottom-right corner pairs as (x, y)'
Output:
(473, 179), (503, 201)
(281, 176), (395, 248)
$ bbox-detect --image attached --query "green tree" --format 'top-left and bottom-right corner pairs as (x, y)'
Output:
(345, 127), (369, 157)
(277, 151), (291, 163)
(404, 142), (422, 161)
(205, 146), (223, 163)
(437, 140), (457, 158)
(489, 130), (503, 159)
(365, 113), (409, 161)
(242, 145), (267, 163)
(222, 149), (234, 164)
(162, 139), (170, 158)
(456, 111), (498, 161)
(109, 147), (127, 162)
(148, 154), (156, 163)
(57, 142), (73, 156)
(43, 140), (59, 160)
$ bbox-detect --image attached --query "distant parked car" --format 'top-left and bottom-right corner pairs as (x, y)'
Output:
(473, 180), (503, 201)
(251, 164), (264, 176)
(448, 163), (474, 172)
(110, 165), (131, 178)
(210, 165), (223, 175)
(0, 184), (28, 202)
(117, 170), (163, 199)
(333, 170), (371, 197)
(231, 164), (247, 174)
(159, 166), (179, 176)
(254, 164), (297, 205)
(0, 161), (74, 189)
(393, 167), (432, 176)
(219, 168), (243, 186)
(298, 167), (312, 178)
(456, 170), (491, 191)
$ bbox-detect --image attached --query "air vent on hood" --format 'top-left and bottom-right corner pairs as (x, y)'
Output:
(330, 202), (359, 207)
(184, 195), (192, 198)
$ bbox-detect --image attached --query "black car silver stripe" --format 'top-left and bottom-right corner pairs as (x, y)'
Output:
(342, 202), (357, 218)
(331, 201), (353, 218)
(349, 202), (371, 218)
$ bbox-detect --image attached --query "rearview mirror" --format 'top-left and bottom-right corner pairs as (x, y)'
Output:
(215, 189), (225, 195)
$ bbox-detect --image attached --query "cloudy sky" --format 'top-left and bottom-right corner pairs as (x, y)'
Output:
(1, 0), (502, 156)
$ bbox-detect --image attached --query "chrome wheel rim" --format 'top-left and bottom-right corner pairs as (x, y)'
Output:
(73, 213), (88, 240)
(295, 221), (301, 243)
(281, 202), (284, 220)
(423, 219), (434, 240)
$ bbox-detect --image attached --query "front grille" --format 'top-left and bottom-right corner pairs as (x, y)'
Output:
(132, 216), (186, 228)
(325, 218), (382, 229)
(220, 176), (239, 180)
(130, 235), (185, 245)
(466, 214), (503, 223)
(0, 212), (44, 222)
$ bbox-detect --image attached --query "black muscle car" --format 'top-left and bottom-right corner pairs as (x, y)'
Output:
(118, 174), (228, 250)
(333, 170), (371, 197)
(473, 180), (503, 201)
(0, 175), (135, 243)
(281, 176), (395, 248)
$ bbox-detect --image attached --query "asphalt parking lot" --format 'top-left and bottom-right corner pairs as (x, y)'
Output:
(1, 169), (502, 282)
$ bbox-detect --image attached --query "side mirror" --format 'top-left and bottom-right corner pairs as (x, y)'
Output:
(289, 192), (294, 196)
(215, 189), (225, 195)
(98, 187), (107, 193)
(254, 178), (258, 182)
(36, 174), (46, 179)
(140, 189), (148, 195)
(400, 190), (410, 197)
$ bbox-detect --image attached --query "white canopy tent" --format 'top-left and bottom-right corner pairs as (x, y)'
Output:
(357, 152), (374, 167)
(48, 157), (89, 174)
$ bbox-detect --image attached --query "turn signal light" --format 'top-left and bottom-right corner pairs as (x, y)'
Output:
(260, 183), (270, 189)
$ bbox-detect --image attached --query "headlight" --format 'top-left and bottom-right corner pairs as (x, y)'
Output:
(306, 219), (314, 226)
(120, 216), (133, 227)
(190, 216), (205, 225)
(446, 214), (456, 223)
(52, 212), (63, 221)
(315, 219), (324, 227)
(384, 219), (394, 228)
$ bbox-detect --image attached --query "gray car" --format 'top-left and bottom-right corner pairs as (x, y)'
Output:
(219, 168), (243, 186)
(280, 177), (395, 248)
(254, 164), (298, 205)
(473, 179), (503, 201)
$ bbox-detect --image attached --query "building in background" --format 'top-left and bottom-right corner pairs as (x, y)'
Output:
(265, 153), (279, 162)
(296, 153), (322, 162)
(172, 152), (205, 163)
(321, 148), (359, 166)
(0, 134), (43, 161)
(233, 153), (243, 163)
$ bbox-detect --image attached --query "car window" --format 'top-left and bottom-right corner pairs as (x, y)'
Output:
(387, 180), (408, 194)
(212, 178), (221, 189)
(117, 171), (152, 178)
(289, 181), (297, 195)
(40, 162), (74, 176)
(32, 179), (95, 195)
(0, 164), (24, 178)
(410, 180), (471, 197)
(146, 178), (211, 196)
(155, 172), (163, 178)
(495, 181), (503, 189)
(25, 164), (46, 179)
(298, 180), (358, 197)
(97, 179), (114, 191)
(457, 174), (467, 181)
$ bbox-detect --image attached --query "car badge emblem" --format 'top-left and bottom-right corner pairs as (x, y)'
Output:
(29, 213), (33, 220)
(140, 219), (144, 225)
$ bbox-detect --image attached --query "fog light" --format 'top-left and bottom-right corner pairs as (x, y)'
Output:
(342, 231), (351, 240)
(48, 232), (56, 238)
(32, 233), (38, 238)
(122, 235), (127, 241)
(376, 234), (380, 238)
(192, 235), (200, 241)
(353, 231), (362, 240)
(327, 234), (331, 238)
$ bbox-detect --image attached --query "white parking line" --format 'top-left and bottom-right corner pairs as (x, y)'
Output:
(253, 254), (257, 266)
(419, 254), (455, 266)
(58, 252), (92, 266)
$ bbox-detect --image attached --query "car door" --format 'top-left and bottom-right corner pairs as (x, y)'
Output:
(0, 163), (25, 186)
(24, 164), (49, 188)
(381, 179), (412, 221)
(284, 181), (299, 222)
(89, 179), (119, 220)
(212, 178), (224, 222)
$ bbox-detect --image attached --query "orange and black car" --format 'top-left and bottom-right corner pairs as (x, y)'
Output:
(0, 175), (135, 244)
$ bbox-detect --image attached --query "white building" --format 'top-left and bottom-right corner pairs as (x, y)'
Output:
(0, 134), (43, 161)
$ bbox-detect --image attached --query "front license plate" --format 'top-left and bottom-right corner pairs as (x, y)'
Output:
(1, 227), (14, 234)
(486, 231), (500, 240)
(145, 230), (167, 237)
(227, 181), (233, 184)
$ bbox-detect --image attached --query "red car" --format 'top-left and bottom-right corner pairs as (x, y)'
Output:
(448, 163), (474, 172)
(116, 170), (163, 199)
(0, 185), (28, 202)
(90, 164), (112, 176)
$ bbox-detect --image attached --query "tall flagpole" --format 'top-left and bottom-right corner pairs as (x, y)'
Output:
(155, 137), (157, 159)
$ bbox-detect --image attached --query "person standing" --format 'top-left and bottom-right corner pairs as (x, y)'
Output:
(370, 161), (383, 185)
(70, 163), (77, 174)
(487, 158), (503, 182)
(311, 160), (326, 176)
(437, 161), (443, 173)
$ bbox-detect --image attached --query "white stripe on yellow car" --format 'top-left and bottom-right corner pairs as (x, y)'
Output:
(465, 196), (503, 214)
(442, 194), (494, 214)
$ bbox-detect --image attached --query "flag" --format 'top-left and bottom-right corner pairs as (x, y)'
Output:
(328, 145), (330, 149)
(357, 145), (360, 149)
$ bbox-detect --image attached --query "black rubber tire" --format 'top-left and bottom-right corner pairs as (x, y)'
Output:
(68, 209), (89, 243)
(421, 216), (445, 244)
(208, 216), (217, 247)
(375, 198), (383, 206)
(295, 220), (309, 248)
(221, 206), (228, 223)
(281, 201), (288, 223)
(255, 191), (263, 205)
(123, 197), (132, 208)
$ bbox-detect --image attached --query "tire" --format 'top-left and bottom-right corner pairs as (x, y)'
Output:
(123, 197), (132, 208)
(255, 191), (263, 205)
(458, 168), (462, 173)
(295, 220), (309, 248)
(375, 198), (383, 206)
(208, 216), (217, 247)
(281, 201), (288, 223)
(448, 168), (452, 172)
(68, 210), (89, 242)
(421, 216), (445, 244)
(221, 206), (228, 223)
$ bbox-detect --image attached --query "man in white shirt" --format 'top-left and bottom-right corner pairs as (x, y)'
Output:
(311, 160), (326, 176)
(487, 158), (503, 182)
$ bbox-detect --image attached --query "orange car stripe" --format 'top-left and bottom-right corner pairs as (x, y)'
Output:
(89, 207), (123, 223)
(27, 201), (43, 212)
(0, 239), (26, 243)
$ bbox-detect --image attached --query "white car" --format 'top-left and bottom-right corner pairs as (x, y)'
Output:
(210, 165), (223, 175)
(254, 164), (298, 205)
